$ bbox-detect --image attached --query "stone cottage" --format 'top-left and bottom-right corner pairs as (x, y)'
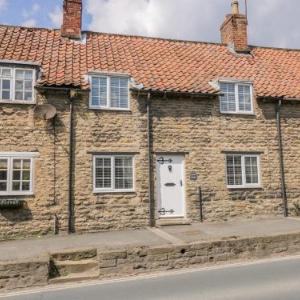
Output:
(0, 0), (300, 240)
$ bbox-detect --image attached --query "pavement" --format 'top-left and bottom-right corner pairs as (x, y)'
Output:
(1, 217), (300, 262)
(2, 255), (300, 300)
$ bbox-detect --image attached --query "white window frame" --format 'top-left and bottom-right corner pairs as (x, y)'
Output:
(89, 75), (130, 111)
(0, 66), (36, 104)
(93, 155), (135, 193)
(0, 152), (38, 196)
(226, 153), (261, 189)
(219, 81), (254, 114)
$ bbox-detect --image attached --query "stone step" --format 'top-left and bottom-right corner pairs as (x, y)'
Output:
(50, 248), (97, 261)
(156, 218), (191, 226)
(49, 271), (99, 285)
(54, 259), (99, 276)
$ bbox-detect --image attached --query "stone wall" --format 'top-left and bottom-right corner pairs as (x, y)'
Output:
(0, 258), (49, 292)
(98, 232), (300, 279)
(1, 89), (300, 240)
(0, 91), (70, 240)
(72, 92), (149, 232)
(150, 94), (300, 222)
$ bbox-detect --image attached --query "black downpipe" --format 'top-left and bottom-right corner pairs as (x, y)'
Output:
(198, 187), (204, 222)
(68, 95), (75, 233)
(276, 99), (288, 217)
(52, 116), (57, 206)
(147, 93), (155, 227)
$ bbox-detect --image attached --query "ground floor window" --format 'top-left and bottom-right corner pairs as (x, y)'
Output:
(0, 153), (36, 195)
(93, 155), (134, 192)
(226, 153), (260, 188)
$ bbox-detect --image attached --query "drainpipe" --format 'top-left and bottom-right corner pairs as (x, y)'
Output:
(68, 90), (76, 233)
(276, 99), (288, 217)
(146, 92), (155, 227)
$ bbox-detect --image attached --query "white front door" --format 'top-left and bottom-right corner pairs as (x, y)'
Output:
(156, 155), (185, 218)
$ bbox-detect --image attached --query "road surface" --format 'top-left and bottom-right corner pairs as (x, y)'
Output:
(1, 255), (300, 300)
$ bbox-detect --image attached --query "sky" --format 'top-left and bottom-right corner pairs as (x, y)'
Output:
(0, 0), (299, 49)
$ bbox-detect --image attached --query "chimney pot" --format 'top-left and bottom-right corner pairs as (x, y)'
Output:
(231, 0), (239, 15)
(61, 0), (82, 40)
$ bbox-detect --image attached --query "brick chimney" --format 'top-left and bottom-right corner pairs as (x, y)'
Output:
(61, 0), (82, 39)
(220, 0), (249, 53)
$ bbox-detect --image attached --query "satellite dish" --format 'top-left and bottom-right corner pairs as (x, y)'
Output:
(34, 104), (57, 120)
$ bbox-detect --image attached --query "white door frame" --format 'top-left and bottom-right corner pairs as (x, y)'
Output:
(156, 154), (186, 219)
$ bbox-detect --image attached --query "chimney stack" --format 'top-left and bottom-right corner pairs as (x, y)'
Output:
(220, 0), (249, 53)
(61, 0), (82, 39)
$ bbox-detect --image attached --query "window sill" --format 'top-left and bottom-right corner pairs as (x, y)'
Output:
(0, 193), (34, 197)
(220, 111), (255, 116)
(89, 107), (131, 112)
(0, 100), (36, 105)
(93, 190), (136, 194)
(227, 186), (262, 190)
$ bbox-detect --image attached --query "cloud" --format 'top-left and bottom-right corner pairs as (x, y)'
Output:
(22, 3), (40, 19)
(0, 0), (7, 11)
(22, 18), (37, 27)
(49, 6), (63, 28)
(86, 0), (300, 48)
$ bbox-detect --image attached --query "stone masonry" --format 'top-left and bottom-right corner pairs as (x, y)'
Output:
(1, 88), (300, 239)
(2, 231), (300, 292)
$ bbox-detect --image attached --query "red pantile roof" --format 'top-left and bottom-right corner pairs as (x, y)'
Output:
(1, 25), (300, 99)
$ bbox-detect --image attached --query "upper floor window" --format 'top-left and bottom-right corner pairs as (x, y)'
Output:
(90, 75), (129, 110)
(226, 153), (260, 189)
(219, 82), (253, 114)
(0, 66), (35, 103)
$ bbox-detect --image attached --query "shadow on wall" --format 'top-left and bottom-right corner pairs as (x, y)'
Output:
(0, 204), (33, 222)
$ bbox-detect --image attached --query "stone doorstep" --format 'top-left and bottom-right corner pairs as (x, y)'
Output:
(2, 231), (300, 292)
(156, 218), (192, 226)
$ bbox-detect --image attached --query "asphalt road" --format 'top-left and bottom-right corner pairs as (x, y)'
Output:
(2, 256), (300, 300)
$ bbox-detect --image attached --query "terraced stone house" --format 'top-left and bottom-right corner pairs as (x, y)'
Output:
(0, 0), (300, 240)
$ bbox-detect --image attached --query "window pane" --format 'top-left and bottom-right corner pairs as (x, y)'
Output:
(22, 182), (30, 191)
(15, 91), (23, 100)
(23, 160), (31, 169)
(24, 92), (32, 101)
(91, 77), (107, 107)
(110, 77), (129, 109)
(15, 70), (24, 79)
(95, 157), (112, 189)
(25, 80), (33, 90)
(12, 181), (21, 191)
(0, 182), (7, 191)
(2, 91), (10, 100)
(13, 160), (22, 169)
(1, 68), (12, 77)
(114, 157), (133, 190)
(25, 70), (33, 80)
(0, 159), (7, 169)
(227, 155), (242, 186)
(15, 80), (24, 90)
(0, 170), (7, 180)
(238, 85), (252, 112)
(2, 79), (10, 90)
(220, 83), (236, 112)
(22, 170), (30, 181)
(111, 87), (120, 108)
(13, 170), (21, 180)
(245, 156), (259, 184)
